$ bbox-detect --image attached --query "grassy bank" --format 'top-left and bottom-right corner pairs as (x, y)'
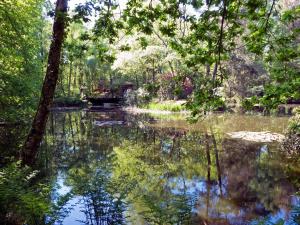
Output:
(142, 100), (186, 112)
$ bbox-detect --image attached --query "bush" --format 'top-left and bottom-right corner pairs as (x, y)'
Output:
(287, 107), (300, 135)
(53, 96), (83, 107)
(281, 107), (300, 155)
(0, 161), (50, 224)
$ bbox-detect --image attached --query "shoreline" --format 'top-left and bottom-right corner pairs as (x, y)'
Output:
(123, 107), (190, 115)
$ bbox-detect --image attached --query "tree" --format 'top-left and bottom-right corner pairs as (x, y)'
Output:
(122, 0), (299, 116)
(0, 0), (44, 122)
(22, 0), (68, 166)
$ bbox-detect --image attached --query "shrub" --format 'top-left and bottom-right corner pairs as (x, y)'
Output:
(0, 161), (50, 224)
(287, 107), (300, 135)
(281, 107), (300, 155)
(53, 96), (83, 107)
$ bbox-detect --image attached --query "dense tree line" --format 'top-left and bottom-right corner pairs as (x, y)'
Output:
(0, 0), (45, 121)
(1, 0), (298, 123)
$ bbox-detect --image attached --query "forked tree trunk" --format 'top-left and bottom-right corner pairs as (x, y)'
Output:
(22, 0), (68, 166)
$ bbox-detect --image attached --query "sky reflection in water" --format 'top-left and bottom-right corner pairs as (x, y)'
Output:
(42, 111), (299, 225)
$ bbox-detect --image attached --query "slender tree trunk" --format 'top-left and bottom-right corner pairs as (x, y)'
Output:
(59, 59), (66, 95)
(78, 64), (82, 87)
(212, 62), (218, 86)
(206, 64), (210, 78)
(205, 133), (211, 183)
(68, 60), (73, 96)
(205, 133), (211, 217)
(22, 0), (68, 166)
(152, 59), (155, 83)
(212, 0), (227, 87)
(73, 65), (77, 91)
(211, 132), (223, 196)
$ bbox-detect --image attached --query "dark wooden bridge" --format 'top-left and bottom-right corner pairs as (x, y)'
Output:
(87, 97), (124, 106)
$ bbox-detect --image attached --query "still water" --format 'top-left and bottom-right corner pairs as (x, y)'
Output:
(40, 110), (299, 225)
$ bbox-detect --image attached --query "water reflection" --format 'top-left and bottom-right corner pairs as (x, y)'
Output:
(40, 111), (299, 225)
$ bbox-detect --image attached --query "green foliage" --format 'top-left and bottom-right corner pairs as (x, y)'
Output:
(65, 163), (126, 224)
(112, 140), (200, 224)
(1, 0), (298, 123)
(0, 0), (45, 122)
(144, 100), (185, 112)
(186, 78), (226, 119)
(0, 161), (50, 224)
(121, 0), (300, 117)
(241, 96), (267, 112)
(53, 96), (83, 107)
(145, 83), (160, 98)
(248, 5), (300, 109)
(287, 107), (300, 135)
(241, 98), (256, 111)
(281, 107), (300, 156)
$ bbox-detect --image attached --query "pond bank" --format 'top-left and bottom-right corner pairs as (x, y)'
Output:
(123, 106), (189, 115)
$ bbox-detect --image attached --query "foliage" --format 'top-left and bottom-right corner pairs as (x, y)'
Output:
(121, 0), (300, 116)
(65, 162), (126, 224)
(281, 107), (300, 155)
(287, 107), (300, 135)
(257, 5), (300, 109)
(186, 78), (226, 120)
(241, 97), (257, 111)
(0, 161), (50, 224)
(52, 96), (83, 107)
(0, 0), (300, 221)
(144, 100), (185, 112)
(1, 0), (299, 121)
(112, 141), (198, 224)
(0, 0), (45, 122)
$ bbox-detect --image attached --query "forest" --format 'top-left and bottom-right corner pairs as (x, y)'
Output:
(0, 0), (299, 224)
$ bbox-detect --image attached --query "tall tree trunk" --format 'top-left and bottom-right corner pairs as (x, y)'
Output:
(22, 0), (68, 166)
(152, 59), (155, 83)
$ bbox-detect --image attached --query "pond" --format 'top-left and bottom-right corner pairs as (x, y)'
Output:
(37, 111), (299, 225)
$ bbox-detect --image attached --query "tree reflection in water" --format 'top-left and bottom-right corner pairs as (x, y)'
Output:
(39, 111), (300, 225)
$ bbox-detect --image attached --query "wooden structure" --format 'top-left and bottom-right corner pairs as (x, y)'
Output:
(86, 81), (134, 107)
